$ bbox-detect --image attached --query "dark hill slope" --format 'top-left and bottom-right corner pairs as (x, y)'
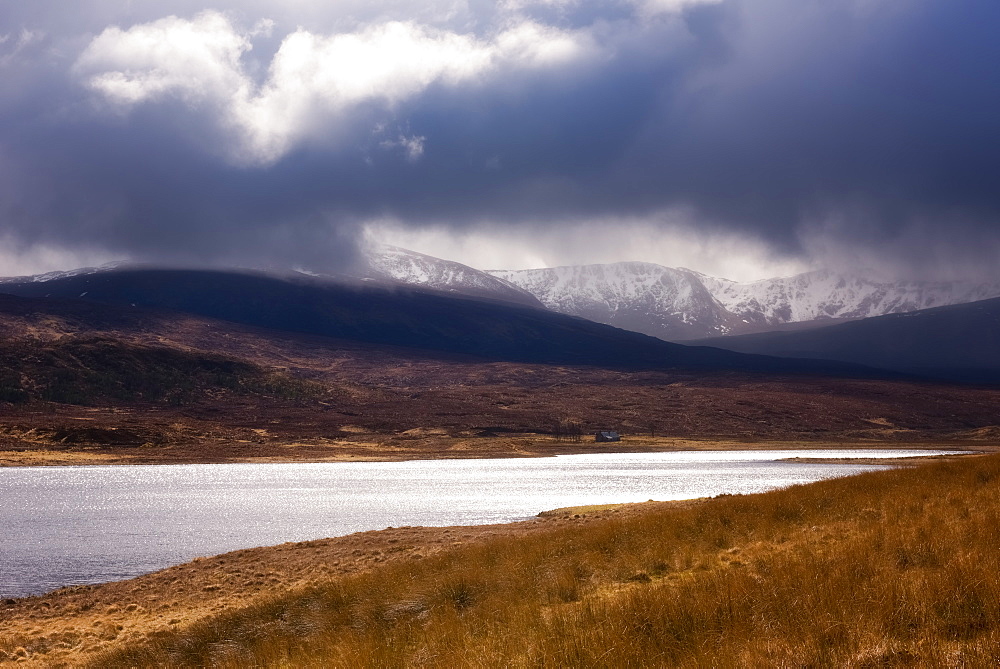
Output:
(0, 335), (318, 406)
(1, 268), (883, 377)
(690, 297), (1000, 383)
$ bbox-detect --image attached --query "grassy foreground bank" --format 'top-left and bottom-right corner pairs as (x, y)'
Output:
(66, 454), (1000, 667)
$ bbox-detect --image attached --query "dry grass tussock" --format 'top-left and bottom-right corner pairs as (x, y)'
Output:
(79, 454), (1000, 667)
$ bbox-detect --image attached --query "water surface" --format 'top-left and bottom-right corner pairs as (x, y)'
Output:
(0, 450), (959, 598)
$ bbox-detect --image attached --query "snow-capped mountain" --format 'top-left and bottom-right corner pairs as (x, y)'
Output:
(489, 262), (744, 340)
(362, 246), (543, 308)
(7, 250), (998, 343)
(700, 270), (1000, 326)
(490, 263), (1000, 341)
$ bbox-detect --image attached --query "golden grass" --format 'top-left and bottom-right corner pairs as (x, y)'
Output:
(81, 453), (1000, 668)
(537, 503), (632, 517)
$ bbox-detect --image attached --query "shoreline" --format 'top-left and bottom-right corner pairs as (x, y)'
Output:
(0, 498), (685, 666)
(0, 436), (992, 468)
(2, 447), (978, 600)
(0, 448), (985, 601)
(0, 499), (700, 602)
(778, 453), (983, 466)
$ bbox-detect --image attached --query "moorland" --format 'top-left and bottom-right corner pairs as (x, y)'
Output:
(2, 451), (998, 666)
(2, 269), (1000, 666)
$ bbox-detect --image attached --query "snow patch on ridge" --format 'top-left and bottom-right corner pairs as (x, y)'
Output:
(363, 245), (543, 307)
(702, 270), (1000, 325)
(489, 262), (743, 339)
(0, 261), (128, 284)
(491, 263), (1000, 340)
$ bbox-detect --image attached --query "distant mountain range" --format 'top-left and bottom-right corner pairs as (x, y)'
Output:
(12, 250), (998, 345)
(489, 263), (1000, 341)
(354, 247), (1000, 382)
(338, 246), (1000, 341)
(2, 250), (997, 383)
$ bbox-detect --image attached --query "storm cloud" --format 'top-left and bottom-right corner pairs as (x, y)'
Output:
(0, 0), (998, 278)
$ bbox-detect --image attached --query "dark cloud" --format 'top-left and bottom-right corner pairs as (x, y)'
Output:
(0, 0), (998, 278)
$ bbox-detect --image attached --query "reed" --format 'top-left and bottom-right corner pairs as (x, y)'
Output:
(93, 454), (1000, 667)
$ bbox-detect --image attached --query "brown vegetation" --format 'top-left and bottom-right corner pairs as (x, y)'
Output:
(2, 317), (1000, 465)
(4, 453), (1000, 666)
(0, 499), (696, 667)
(2, 293), (1000, 465)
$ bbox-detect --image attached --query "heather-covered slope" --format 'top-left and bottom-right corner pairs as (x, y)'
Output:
(1, 290), (999, 463)
(0, 335), (318, 406)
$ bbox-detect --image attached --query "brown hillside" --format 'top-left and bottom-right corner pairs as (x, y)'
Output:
(1, 293), (999, 464)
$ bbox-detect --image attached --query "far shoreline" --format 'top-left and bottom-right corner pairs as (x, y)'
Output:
(0, 436), (990, 467)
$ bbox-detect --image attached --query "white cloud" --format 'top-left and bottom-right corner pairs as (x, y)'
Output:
(379, 133), (426, 161)
(76, 12), (250, 106)
(494, 20), (593, 67)
(248, 18), (275, 39)
(74, 11), (598, 165)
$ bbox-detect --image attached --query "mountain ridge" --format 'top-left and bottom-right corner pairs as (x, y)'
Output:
(489, 262), (1000, 341)
(362, 246), (543, 308)
(12, 251), (998, 345)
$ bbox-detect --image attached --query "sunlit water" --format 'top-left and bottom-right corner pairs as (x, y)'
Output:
(0, 450), (962, 598)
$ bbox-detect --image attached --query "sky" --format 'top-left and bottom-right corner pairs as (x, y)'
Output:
(0, 0), (998, 282)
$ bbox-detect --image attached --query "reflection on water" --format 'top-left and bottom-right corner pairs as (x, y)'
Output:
(0, 450), (960, 598)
